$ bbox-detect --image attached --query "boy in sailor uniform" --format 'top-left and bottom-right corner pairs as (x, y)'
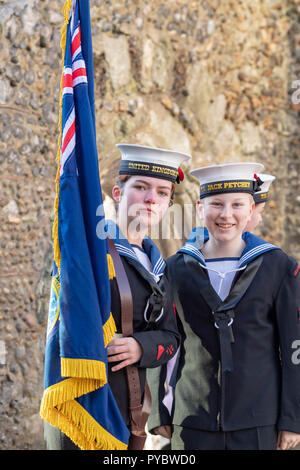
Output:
(245, 174), (276, 232)
(44, 144), (190, 450)
(148, 162), (300, 450)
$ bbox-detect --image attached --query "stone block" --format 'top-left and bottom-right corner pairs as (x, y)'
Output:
(102, 34), (131, 90)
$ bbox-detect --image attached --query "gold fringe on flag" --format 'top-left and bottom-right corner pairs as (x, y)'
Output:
(40, 370), (128, 450)
(103, 312), (117, 348)
(103, 255), (117, 346)
(51, 0), (117, 372)
(52, 0), (73, 272)
(41, 394), (127, 450)
(61, 358), (107, 380)
(41, 0), (128, 451)
(107, 253), (115, 280)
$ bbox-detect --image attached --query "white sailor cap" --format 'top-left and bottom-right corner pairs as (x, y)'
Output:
(190, 162), (265, 199)
(253, 173), (276, 204)
(116, 143), (191, 184)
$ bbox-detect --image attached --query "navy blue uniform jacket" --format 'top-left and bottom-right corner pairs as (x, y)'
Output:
(108, 243), (180, 427)
(148, 232), (300, 434)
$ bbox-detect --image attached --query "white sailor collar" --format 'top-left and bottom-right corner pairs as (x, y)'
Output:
(178, 227), (280, 268)
(105, 219), (166, 276)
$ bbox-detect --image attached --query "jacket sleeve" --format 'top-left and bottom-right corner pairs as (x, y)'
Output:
(275, 257), (300, 433)
(131, 271), (180, 368)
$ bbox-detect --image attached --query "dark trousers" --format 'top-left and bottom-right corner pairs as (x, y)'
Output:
(171, 425), (278, 450)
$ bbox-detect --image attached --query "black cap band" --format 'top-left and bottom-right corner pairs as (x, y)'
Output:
(199, 179), (258, 199)
(119, 160), (178, 183)
(254, 191), (268, 204)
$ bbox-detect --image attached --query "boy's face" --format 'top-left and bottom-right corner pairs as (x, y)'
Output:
(198, 192), (254, 243)
(244, 202), (266, 232)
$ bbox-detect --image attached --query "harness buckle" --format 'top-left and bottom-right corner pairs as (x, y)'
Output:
(213, 309), (235, 344)
(214, 317), (233, 329)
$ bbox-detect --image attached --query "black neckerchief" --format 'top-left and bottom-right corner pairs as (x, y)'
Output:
(183, 254), (263, 372)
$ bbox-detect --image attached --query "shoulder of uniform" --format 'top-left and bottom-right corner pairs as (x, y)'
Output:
(165, 253), (184, 278)
(286, 254), (300, 278)
(264, 249), (299, 278)
(166, 252), (183, 266)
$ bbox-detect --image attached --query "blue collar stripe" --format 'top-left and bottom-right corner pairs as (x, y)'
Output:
(106, 220), (165, 275)
(179, 228), (280, 267)
(239, 243), (277, 267)
(179, 244), (206, 265)
(114, 242), (138, 260)
(153, 257), (165, 275)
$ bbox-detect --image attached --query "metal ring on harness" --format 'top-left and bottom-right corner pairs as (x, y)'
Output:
(214, 318), (233, 329)
(143, 299), (164, 323)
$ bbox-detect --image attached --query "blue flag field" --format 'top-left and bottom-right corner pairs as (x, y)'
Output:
(40, 0), (129, 450)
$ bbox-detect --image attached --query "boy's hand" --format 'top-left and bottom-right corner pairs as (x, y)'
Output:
(153, 425), (172, 439)
(277, 431), (300, 450)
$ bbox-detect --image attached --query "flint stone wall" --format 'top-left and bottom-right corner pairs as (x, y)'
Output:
(0, 0), (299, 449)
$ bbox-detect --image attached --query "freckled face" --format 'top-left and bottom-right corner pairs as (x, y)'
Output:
(198, 193), (254, 243)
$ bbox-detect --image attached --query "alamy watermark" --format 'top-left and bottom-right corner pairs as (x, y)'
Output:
(292, 340), (300, 365)
(96, 201), (202, 242)
(291, 80), (300, 104)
